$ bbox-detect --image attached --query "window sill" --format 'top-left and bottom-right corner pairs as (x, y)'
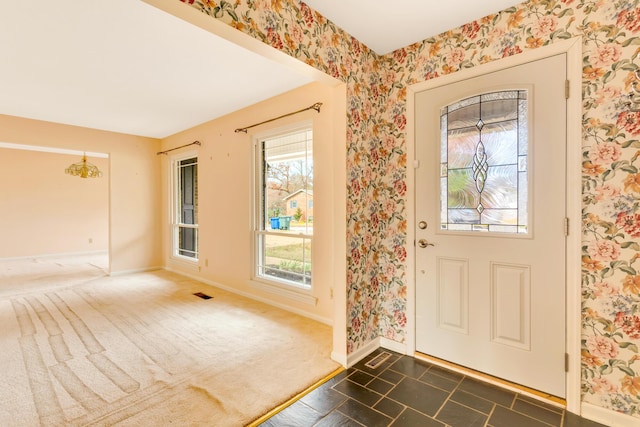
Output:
(249, 278), (317, 306)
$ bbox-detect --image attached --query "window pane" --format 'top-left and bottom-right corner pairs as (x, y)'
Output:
(449, 209), (480, 224)
(178, 160), (197, 225)
(518, 171), (528, 229)
(447, 128), (477, 169)
(174, 156), (198, 259)
(178, 226), (197, 258)
(447, 169), (479, 209)
(260, 234), (311, 287)
(518, 97), (528, 155)
(263, 130), (313, 234)
(482, 165), (518, 209)
(483, 121), (518, 166)
(257, 128), (313, 288)
(483, 209), (518, 225)
(440, 91), (528, 234)
(477, 98), (518, 125)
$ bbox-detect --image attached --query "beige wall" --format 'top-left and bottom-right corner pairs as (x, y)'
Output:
(161, 82), (346, 324)
(0, 148), (109, 258)
(0, 114), (162, 273)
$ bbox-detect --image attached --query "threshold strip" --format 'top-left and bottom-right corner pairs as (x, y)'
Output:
(247, 366), (345, 426)
(415, 352), (566, 408)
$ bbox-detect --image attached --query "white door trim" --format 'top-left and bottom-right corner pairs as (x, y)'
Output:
(405, 37), (582, 414)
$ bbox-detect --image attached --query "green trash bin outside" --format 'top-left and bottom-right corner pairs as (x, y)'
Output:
(279, 216), (292, 230)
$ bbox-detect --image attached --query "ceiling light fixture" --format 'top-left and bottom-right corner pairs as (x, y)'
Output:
(65, 154), (102, 178)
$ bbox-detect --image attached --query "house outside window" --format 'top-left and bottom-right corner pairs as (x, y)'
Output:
(284, 190), (314, 221)
(253, 126), (313, 289)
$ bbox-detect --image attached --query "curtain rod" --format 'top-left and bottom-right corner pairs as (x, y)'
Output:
(234, 102), (322, 133)
(156, 140), (201, 155)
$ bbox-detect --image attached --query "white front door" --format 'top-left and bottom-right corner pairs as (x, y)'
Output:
(415, 54), (567, 398)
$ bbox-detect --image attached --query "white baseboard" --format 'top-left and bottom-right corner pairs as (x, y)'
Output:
(581, 402), (640, 427)
(0, 250), (108, 261)
(380, 337), (407, 355)
(109, 266), (162, 277)
(331, 351), (348, 368)
(248, 279), (317, 306)
(345, 338), (408, 369)
(344, 337), (408, 368)
(346, 338), (381, 367)
(163, 267), (333, 326)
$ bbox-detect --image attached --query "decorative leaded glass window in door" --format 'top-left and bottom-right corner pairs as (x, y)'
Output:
(440, 90), (528, 234)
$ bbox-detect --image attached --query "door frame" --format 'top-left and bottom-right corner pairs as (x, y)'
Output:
(405, 37), (582, 414)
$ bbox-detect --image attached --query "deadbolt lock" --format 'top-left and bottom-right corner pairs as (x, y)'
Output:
(418, 221), (428, 230)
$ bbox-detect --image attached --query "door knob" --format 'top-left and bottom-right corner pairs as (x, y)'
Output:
(418, 239), (434, 248)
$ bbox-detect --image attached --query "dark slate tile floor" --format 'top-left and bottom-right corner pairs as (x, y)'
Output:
(259, 349), (608, 427)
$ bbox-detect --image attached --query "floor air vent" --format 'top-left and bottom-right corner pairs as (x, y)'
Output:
(193, 292), (213, 300)
(365, 351), (392, 369)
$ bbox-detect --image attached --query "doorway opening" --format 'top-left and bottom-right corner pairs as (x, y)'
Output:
(0, 142), (110, 280)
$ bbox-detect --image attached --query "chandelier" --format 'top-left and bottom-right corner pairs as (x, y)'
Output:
(65, 154), (102, 178)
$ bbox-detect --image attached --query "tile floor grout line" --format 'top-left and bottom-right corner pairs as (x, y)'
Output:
(500, 400), (561, 427)
(443, 397), (496, 421)
(358, 355), (562, 427)
(331, 378), (397, 423)
(356, 363), (414, 425)
(373, 366), (444, 424)
(260, 350), (603, 427)
(431, 372), (489, 426)
(507, 390), (562, 427)
(443, 375), (502, 418)
(371, 357), (462, 425)
(332, 408), (367, 427)
(485, 401), (498, 427)
(517, 394), (565, 414)
(372, 369), (409, 424)
(339, 397), (395, 425)
(430, 379), (458, 422)
(432, 369), (559, 427)
(416, 352), (567, 409)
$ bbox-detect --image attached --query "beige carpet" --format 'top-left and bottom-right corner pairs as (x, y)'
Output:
(0, 255), (339, 426)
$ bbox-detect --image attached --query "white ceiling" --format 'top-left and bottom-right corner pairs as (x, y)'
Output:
(0, 0), (524, 139)
(303, 0), (525, 55)
(0, 1), (314, 139)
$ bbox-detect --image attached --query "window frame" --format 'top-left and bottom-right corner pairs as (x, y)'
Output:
(251, 122), (314, 297)
(170, 151), (199, 263)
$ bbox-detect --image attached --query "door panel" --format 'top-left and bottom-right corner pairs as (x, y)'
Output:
(491, 262), (530, 350)
(437, 257), (469, 334)
(415, 54), (567, 397)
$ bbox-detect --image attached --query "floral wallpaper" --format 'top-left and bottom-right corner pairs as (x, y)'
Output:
(179, 0), (640, 418)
